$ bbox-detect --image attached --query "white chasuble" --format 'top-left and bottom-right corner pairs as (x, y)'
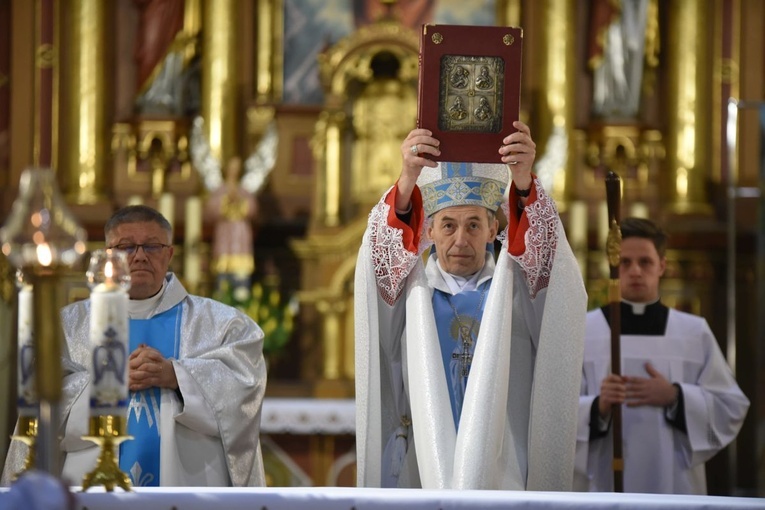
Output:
(355, 179), (587, 490)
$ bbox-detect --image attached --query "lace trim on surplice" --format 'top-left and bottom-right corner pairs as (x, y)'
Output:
(368, 200), (424, 306)
(507, 178), (559, 299)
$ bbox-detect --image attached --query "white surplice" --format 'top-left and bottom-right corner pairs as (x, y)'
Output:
(574, 308), (750, 494)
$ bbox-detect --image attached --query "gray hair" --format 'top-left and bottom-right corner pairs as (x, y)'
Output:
(104, 205), (173, 242)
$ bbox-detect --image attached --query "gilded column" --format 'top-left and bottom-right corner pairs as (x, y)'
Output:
(316, 298), (345, 380)
(201, 0), (237, 162)
(183, 0), (202, 61)
(665, 0), (712, 214)
(256, 0), (284, 103)
(537, 0), (576, 200)
(496, 0), (521, 26)
(312, 110), (346, 228)
(63, 0), (108, 204)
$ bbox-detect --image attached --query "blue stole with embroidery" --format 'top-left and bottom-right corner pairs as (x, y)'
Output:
(432, 280), (490, 428)
(119, 304), (182, 487)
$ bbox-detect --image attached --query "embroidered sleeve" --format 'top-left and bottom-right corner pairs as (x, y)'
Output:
(505, 177), (559, 298)
(367, 187), (426, 306)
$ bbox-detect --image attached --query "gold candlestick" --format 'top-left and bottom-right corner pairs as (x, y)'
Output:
(29, 267), (66, 473)
(81, 415), (133, 492)
(0, 167), (87, 478)
(81, 248), (133, 492)
(9, 416), (37, 480)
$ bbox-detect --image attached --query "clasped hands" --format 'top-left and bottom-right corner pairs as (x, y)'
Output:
(129, 343), (179, 391)
(598, 362), (679, 418)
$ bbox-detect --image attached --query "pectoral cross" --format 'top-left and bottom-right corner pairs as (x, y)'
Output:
(451, 325), (474, 378)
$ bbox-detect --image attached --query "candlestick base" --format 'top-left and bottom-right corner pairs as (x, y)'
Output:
(9, 416), (37, 481)
(81, 415), (133, 492)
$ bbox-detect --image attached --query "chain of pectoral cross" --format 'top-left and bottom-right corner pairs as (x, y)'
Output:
(446, 285), (487, 380)
(452, 325), (475, 377)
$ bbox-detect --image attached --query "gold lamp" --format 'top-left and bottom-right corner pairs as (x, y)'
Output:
(0, 167), (87, 476)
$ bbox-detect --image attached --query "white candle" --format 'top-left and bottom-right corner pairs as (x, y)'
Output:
(159, 192), (175, 228)
(89, 281), (129, 416)
(17, 284), (37, 417)
(184, 196), (202, 291)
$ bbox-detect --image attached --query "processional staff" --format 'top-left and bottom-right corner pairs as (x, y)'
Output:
(604, 170), (623, 493)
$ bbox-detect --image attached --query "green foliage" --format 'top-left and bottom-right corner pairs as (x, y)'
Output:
(247, 281), (296, 357)
(213, 277), (296, 358)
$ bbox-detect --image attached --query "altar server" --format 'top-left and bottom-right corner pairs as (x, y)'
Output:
(574, 217), (750, 494)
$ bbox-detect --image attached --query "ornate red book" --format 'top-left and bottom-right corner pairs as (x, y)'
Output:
(417, 24), (523, 163)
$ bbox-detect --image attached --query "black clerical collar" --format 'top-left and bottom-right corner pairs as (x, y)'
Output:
(600, 300), (669, 336)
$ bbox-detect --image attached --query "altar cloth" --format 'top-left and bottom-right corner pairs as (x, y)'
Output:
(260, 398), (355, 435)
(2, 485), (762, 510)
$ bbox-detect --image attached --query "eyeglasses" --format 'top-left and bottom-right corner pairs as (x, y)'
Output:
(109, 243), (171, 256)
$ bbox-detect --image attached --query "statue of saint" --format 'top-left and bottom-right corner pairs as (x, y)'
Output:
(205, 157), (257, 304)
(133, 0), (197, 114)
(588, 0), (658, 118)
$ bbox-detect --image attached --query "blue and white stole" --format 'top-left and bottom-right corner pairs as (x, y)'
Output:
(432, 280), (491, 428)
(119, 304), (182, 486)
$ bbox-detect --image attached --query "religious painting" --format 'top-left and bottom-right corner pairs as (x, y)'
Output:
(281, 0), (498, 105)
(587, 0), (660, 120)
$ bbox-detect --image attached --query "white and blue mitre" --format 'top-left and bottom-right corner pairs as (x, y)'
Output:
(417, 162), (509, 217)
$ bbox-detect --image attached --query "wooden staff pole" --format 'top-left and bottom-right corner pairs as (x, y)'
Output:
(605, 170), (623, 492)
